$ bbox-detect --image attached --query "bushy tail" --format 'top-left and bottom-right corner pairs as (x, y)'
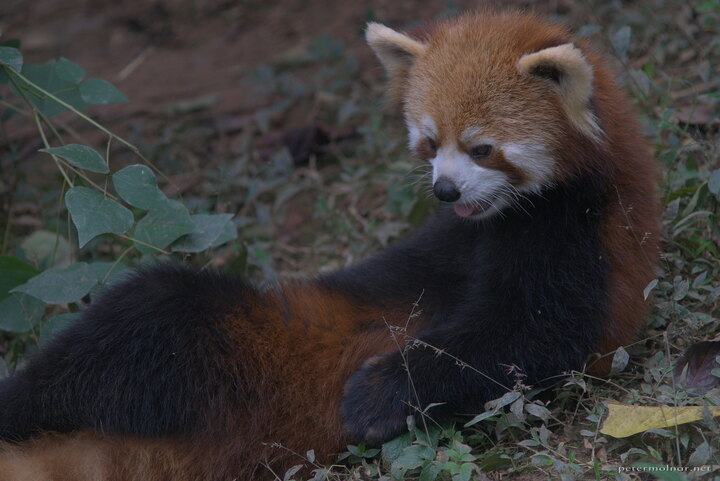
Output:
(0, 264), (254, 443)
(0, 432), (199, 481)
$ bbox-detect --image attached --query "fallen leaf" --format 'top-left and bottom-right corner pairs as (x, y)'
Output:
(672, 104), (719, 126)
(255, 126), (330, 165)
(254, 125), (358, 165)
(600, 402), (720, 438)
(673, 340), (720, 394)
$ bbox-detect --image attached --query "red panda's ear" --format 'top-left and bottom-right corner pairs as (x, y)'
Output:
(366, 22), (426, 98)
(518, 43), (602, 141)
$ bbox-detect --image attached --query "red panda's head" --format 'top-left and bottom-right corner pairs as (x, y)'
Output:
(367, 12), (606, 219)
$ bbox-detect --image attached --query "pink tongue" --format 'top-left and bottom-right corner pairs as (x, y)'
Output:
(453, 204), (477, 217)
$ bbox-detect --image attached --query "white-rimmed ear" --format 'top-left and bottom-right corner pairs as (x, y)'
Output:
(366, 22), (426, 97)
(518, 43), (602, 141)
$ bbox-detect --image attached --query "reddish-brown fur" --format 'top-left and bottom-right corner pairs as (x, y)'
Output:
(566, 47), (660, 373)
(399, 12), (659, 372)
(0, 284), (421, 480)
(0, 11), (659, 480)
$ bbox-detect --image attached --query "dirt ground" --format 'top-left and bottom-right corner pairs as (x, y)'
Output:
(1, 0), (573, 274)
(0, 0), (570, 137)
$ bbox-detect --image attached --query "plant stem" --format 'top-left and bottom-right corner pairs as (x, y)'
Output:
(3, 65), (174, 187)
(0, 98), (31, 117)
(32, 111), (74, 188)
(118, 234), (170, 254)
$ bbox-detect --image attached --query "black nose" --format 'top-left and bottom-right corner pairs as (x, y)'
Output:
(433, 178), (461, 202)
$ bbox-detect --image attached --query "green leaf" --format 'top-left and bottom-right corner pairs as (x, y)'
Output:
(347, 443), (380, 459)
(708, 170), (720, 197)
(310, 469), (329, 481)
(688, 441), (712, 467)
(87, 262), (130, 301)
(55, 57), (85, 84)
(643, 279), (658, 300)
(610, 346), (630, 374)
(172, 214), (235, 253)
(40, 312), (80, 344)
(16, 59), (89, 116)
(87, 261), (128, 286)
(530, 454), (554, 467)
(697, 1), (719, 13)
(40, 144), (109, 174)
(673, 278), (690, 301)
(0, 46), (22, 72)
(346, 444), (365, 457)
(211, 217), (239, 248)
(0, 293), (45, 332)
(65, 187), (134, 247)
(11, 262), (98, 304)
(382, 432), (414, 463)
(485, 391), (521, 410)
(282, 464), (303, 481)
(393, 445), (435, 470)
(453, 463), (474, 481)
(419, 462), (442, 481)
(0, 256), (40, 300)
(476, 452), (512, 471)
(414, 424), (441, 448)
(464, 410), (497, 427)
(0, 39), (23, 49)
(525, 402), (552, 420)
(305, 450), (315, 463)
(20, 230), (72, 269)
(80, 78), (128, 104)
(133, 200), (196, 254)
(111, 165), (167, 209)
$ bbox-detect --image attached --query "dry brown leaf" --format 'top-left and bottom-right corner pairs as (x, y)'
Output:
(673, 340), (720, 394)
(600, 402), (720, 438)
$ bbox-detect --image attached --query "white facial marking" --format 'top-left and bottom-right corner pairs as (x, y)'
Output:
(406, 122), (557, 220)
(501, 142), (556, 193)
(431, 142), (510, 219)
(407, 121), (422, 148)
(421, 116), (438, 138)
(407, 115), (438, 151)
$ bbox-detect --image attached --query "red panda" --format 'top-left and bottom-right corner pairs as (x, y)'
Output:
(0, 11), (659, 481)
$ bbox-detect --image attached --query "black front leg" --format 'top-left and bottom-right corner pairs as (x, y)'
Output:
(341, 323), (593, 444)
(321, 209), (475, 319)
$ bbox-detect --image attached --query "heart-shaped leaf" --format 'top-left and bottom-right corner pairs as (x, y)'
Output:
(133, 199), (195, 253)
(15, 59), (88, 116)
(0, 293), (45, 333)
(40, 144), (109, 174)
(172, 214), (235, 253)
(0, 256), (40, 300)
(11, 262), (98, 304)
(112, 164), (167, 209)
(0, 46), (22, 72)
(65, 187), (134, 247)
(80, 78), (128, 104)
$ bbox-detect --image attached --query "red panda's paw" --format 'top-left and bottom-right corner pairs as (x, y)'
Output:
(340, 353), (410, 445)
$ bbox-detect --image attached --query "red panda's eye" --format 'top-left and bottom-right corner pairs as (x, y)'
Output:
(427, 137), (438, 153)
(470, 144), (493, 160)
